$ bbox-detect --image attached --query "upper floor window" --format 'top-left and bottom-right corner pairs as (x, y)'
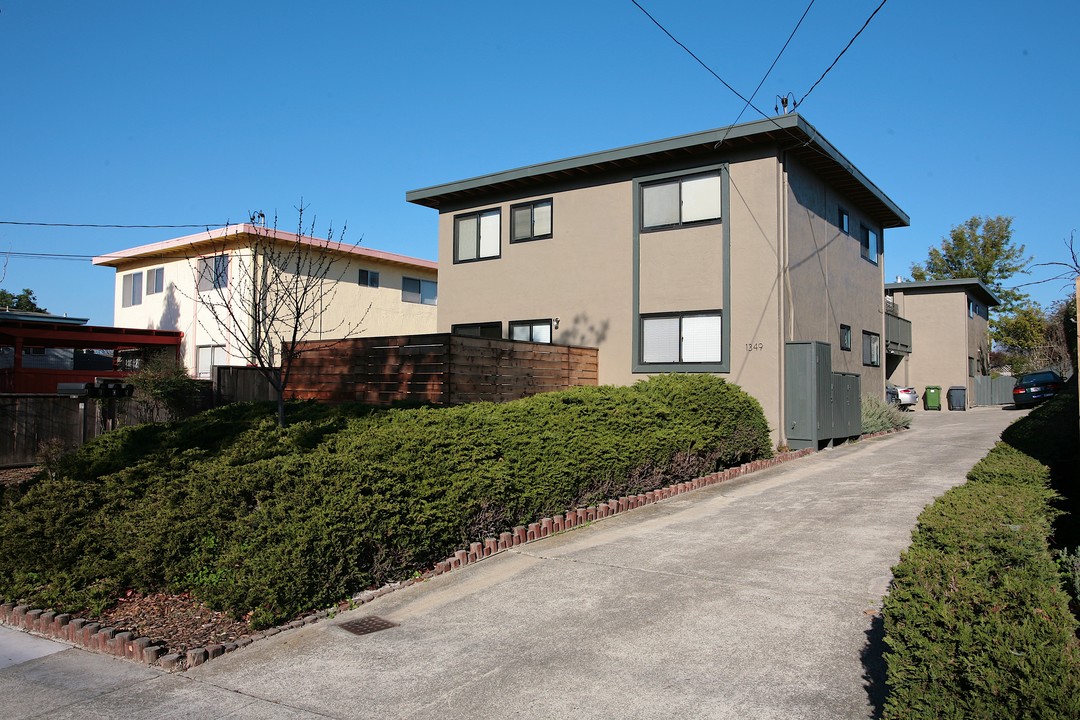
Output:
(145, 267), (164, 295)
(862, 331), (881, 367)
(359, 269), (380, 288)
(402, 277), (437, 306)
(121, 272), (143, 308)
(452, 322), (502, 339)
(509, 319), (553, 343)
(838, 207), (850, 235)
(641, 311), (722, 364)
(198, 254), (229, 291)
(860, 225), (879, 265)
(840, 324), (851, 351)
(511, 199), (553, 243)
(455, 208), (501, 262)
(641, 173), (721, 230)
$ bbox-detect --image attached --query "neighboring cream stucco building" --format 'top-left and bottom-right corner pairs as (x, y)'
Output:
(884, 278), (999, 408)
(407, 114), (909, 445)
(94, 224), (437, 378)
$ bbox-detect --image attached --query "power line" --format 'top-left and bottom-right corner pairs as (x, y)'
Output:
(0, 221), (227, 229)
(796, 0), (889, 107)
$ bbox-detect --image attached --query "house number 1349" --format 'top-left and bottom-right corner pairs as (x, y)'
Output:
(745, 343), (764, 351)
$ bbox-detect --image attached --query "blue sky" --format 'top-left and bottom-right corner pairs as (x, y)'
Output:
(1, 1), (1077, 325)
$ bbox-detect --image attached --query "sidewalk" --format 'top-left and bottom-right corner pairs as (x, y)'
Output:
(0, 407), (1022, 719)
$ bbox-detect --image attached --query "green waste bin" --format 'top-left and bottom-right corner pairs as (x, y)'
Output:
(925, 385), (942, 411)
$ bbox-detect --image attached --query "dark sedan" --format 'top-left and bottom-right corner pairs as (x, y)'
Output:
(1012, 370), (1065, 407)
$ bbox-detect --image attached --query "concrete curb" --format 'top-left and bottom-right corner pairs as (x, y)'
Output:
(0, 429), (907, 671)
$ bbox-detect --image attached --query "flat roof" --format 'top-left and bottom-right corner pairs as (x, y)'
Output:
(0, 320), (183, 349)
(92, 224), (437, 272)
(885, 278), (1001, 307)
(406, 114), (909, 229)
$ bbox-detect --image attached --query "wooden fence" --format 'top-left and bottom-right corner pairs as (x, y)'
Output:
(287, 334), (598, 406)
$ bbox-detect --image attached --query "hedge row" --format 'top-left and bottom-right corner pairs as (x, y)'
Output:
(0, 374), (770, 628)
(882, 391), (1080, 719)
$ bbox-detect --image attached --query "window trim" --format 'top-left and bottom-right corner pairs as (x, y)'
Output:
(358, 269), (380, 288)
(862, 330), (881, 367)
(198, 254), (229, 292)
(640, 171), (722, 232)
(639, 310), (723, 365)
(510, 199), (553, 244)
(196, 344), (227, 380)
(838, 206), (850, 235)
(453, 207), (502, 263)
(121, 271), (143, 308)
(839, 324), (852, 352)
(860, 224), (879, 265)
(508, 319), (554, 344)
(402, 276), (437, 306)
(451, 322), (502, 339)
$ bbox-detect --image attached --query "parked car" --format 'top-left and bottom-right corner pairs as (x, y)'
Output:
(1011, 370), (1065, 407)
(886, 383), (918, 410)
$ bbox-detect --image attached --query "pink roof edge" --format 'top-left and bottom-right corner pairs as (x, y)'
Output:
(91, 223), (438, 271)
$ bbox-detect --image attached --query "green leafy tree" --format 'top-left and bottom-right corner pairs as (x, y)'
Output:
(993, 303), (1046, 375)
(910, 215), (1031, 316)
(0, 287), (47, 313)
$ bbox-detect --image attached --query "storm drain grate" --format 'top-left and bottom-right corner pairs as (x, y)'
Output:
(338, 616), (398, 636)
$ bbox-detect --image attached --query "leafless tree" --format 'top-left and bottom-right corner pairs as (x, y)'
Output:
(188, 202), (369, 426)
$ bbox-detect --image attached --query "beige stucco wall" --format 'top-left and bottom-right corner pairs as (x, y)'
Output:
(888, 288), (989, 407)
(783, 157), (885, 397)
(109, 240), (436, 377)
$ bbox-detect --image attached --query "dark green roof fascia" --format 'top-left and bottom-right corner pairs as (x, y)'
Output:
(405, 114), (909, 228)
(885, 278), (1001, 307)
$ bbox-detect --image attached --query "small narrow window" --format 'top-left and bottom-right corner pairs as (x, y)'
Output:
(860, 225), (878, 264)
(121, 272), (143, 307)
(511, 199), (553, 243)
(359, 269), (380, 288)
(838, 207), (850, 234)
(402, 277), (437, 306)
(840, 324), (851, 351)
(454, 209), (501, 262)
(641, 312), (722, 364)
(862, 331), (881, 367)
(452, 322), (502, 339)
(968, 357), (975, 377)
(509, 319), (553, 343)
(641, 173), (721, 230)
(145, 267), (164, 295)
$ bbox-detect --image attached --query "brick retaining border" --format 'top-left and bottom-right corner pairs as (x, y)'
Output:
(0, 429), (906, 671)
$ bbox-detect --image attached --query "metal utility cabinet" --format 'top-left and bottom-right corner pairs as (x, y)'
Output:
(785, 341), (862, 450)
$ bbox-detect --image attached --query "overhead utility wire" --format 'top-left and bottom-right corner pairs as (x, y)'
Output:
(717, 0), (816, 144)
(796, 0), (889, 107)
(0, 220), (231, 229)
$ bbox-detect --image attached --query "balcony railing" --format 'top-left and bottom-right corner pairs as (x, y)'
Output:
(885, 313), (912, 355)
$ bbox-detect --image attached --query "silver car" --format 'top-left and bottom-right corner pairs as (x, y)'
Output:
(886, 383), (918, 410)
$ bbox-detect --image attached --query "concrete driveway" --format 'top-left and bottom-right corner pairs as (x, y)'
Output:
(0, 406), (1021, 719)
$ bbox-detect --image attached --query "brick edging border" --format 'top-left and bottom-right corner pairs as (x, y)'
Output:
(0, 428), (906, 671)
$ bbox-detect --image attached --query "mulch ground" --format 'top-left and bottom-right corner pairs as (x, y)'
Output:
(2, 465), (252, 654)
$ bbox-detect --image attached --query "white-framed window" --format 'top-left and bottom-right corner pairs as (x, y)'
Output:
(402, 277), (437, 305)
(641, 172), (721, 230)
(641, 311), (722, 363)
(454, 208), (501, 262)
(510, 199), (553, 243)
(145, 267), (164, 295)
(198, 254), (229, 291)
(359, 269), (380, 288)
(509, 319), (553, 343)
(196, 344), (228, 380)
(121, 272), (143, 308)
(860, 225), (879, 264)
(862, 331), (881, 367)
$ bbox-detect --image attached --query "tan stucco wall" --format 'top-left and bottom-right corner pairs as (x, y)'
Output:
(109, 241), (436, 376)
(783, 157), (885, 400)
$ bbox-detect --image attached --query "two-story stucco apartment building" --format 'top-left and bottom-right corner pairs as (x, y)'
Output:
(884, 278), (999, 408)
(94, 224), (437, 378)
(407, 114), (909, 446)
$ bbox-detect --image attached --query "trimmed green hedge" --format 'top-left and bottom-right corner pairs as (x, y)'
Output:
(0, 374), (770, 628)
(882, 392), (1080, 719)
